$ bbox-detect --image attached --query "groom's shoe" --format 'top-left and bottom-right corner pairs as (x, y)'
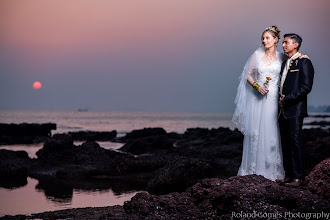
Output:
(275, 177), (292, 184)
(286, 179), (304, 187)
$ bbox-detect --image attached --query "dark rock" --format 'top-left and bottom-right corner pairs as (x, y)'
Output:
(147, 157), (212, 194)
(36, 134), (75, 164)
(123, 191), (202, 219)
(173, 128), (243, 178)
(29, 127), (244, 195)
(305, 158), (330, 200)
(120, 127), (167, 141)
(177, 127), (243, 149)
(0, 149), (31, 188)
(3, 125), (329, 215)
(0, 206), (126, 220)
(0, 123), (56, 145)
(119, 136), (174, 155)
(32, 135), (165, 181)
(303, 128), (330, 173)
(188, 175), (330, 217)
(308, 114), (330, 118)
(5, 175), (330, 219)
(184, 127), (210, 137)
(67, 130), (117, 141)
(305, 121), (330, 126)
(114, 175), (330, 219)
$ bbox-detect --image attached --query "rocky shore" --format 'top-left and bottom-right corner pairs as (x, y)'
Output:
(0, 123), (56, 145)
(0, 124), (329, 219)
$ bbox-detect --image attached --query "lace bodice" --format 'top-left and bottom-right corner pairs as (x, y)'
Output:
(256, 60), (281, 88)
(233, 47), (284, 135)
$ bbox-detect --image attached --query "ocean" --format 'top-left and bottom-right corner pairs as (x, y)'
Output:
(0, 109), (236, 135)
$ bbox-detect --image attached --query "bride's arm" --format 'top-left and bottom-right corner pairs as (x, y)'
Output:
(247, 75), (269, 96)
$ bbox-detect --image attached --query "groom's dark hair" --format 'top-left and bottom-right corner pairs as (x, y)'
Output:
(284, 33), (303, 51)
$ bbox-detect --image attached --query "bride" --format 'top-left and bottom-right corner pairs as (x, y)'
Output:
(232, 25), (285, 181)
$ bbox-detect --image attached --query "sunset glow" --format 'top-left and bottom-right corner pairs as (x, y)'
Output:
(33, 81), (42, 90)
(0, 0), (329, 110)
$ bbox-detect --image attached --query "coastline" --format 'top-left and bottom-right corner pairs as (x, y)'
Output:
(0, 124), (329, 219)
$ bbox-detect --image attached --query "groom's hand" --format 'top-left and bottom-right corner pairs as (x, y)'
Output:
(279, 95), (285, 106)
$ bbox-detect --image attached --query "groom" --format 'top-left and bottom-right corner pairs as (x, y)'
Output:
(278, 33), (314, 187)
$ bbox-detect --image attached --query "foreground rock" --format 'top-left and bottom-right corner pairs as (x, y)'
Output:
(0, 206), (125, 220)
(119, 175), (330, 219)
(0, 123), (56, 145)
(0, 149), (32, 188)
(3, 175), (329, 220)
(2, 127), (329, 196)
(303, 128), (330, 173)
(147, 157), (212, 194)
(1, 127), (330, 219)
(305, 157), (330, 200)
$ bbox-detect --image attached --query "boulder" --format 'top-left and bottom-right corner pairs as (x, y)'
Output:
(106, 175), (330, 219)
(36, 134), (75, 164)
(303, 128), (330, 173)
(305, 158), (330, 200)
(67, 130), (117, 141)
(0, 123), (56, 145)
(147, 157), (212, 194)
(120, 127), (167, 141)
(0, 149), (31, 188)
(119, 136), (174, 155)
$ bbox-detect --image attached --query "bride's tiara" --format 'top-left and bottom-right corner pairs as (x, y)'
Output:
(265, 26), (277, 33)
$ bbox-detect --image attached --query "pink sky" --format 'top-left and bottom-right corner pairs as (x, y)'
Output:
(1, 0), (329, 111)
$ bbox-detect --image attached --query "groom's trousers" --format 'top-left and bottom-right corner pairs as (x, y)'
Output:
(279, 114), (305, 180)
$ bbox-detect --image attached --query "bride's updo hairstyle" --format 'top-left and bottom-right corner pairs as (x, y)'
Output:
(262, 25), (281, 44)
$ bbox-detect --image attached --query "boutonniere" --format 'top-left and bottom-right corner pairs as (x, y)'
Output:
(295, 60), (298, 66)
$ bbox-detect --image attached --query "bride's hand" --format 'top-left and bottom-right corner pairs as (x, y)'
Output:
(299, 54), (310, 60)
(258, 87), (269, 96)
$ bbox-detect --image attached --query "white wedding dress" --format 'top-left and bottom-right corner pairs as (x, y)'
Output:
(232, 47), (285, 181)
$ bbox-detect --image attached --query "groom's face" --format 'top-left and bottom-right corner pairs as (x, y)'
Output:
(282, 37), (298, 54)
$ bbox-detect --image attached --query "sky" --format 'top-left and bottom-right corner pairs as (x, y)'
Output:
(1, 0), (329, 112)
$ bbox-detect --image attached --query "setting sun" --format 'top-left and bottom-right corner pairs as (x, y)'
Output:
(33, 81), (42, 90)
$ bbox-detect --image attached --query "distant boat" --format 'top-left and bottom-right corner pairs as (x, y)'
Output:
(77, 108), (88, 112)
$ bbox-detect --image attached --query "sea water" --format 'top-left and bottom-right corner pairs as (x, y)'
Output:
(0, 109), (235, 135)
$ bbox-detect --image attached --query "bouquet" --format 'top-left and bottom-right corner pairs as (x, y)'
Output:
(264, 77), (271, 99)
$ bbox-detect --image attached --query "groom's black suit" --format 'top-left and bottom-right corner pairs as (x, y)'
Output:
(279, 56), (314, 180)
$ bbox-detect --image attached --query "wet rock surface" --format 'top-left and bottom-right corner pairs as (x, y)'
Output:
(0, 149), (32, 188)
(24, 127), (245, 192)
(305, 158), (330, 200)
(1, 127), (329, 219)
(118, 175), (330, 219)
(119, 135), (174, 155)
(3, 175), (329, 220)
(67, 130), (117, 141)
(0, 123), (56, 145)
(303, 128), (330, 173)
